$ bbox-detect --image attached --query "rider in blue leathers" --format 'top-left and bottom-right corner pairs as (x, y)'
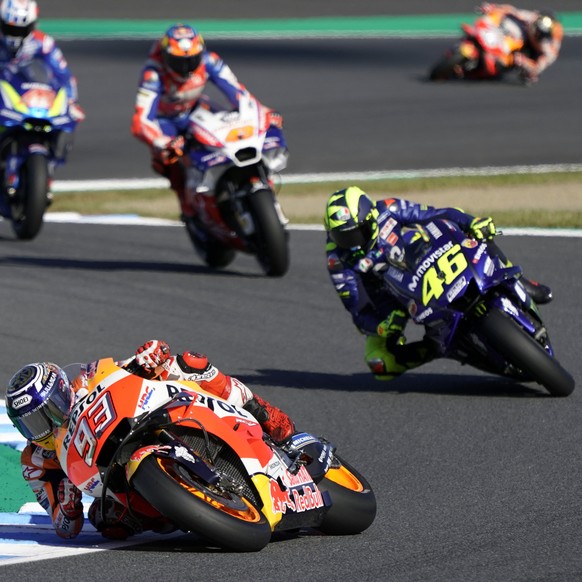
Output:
(324, 186), (552, 380)
(0, 0), (84, 120)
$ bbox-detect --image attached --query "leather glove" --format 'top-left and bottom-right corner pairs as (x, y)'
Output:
(135, 340), (171, 375)
(469, 216), (497, 240)
(52, 478), (84, 539)
(153, 135), (184, 165)
(69, 101), (86, 122)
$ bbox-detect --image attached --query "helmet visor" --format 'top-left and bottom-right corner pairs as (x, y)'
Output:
(7, 369), (71, 442)
(1, 21), (34, 39)
(164, 52), (202, 77)
(330, 221), (374, 250)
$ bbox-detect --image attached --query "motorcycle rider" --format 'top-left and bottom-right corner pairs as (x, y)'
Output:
(0, 0), (84, 202)
(130, 23), (283, 231)
(324, 186), (553, 380)
(5, 340), (296, 540)
(479, 3), (563, 83)
(0, 0), (84, 121)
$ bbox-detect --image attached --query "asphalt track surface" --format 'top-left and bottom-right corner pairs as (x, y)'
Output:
(0, 223), (581, 581)
(2, 3), (582, 581)
(56, 35), (582, 181)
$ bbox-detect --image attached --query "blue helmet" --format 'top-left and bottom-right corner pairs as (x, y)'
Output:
(6, 362), (72, 449)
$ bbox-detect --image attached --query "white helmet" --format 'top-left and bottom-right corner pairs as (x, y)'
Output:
(0, 0), (38, 55)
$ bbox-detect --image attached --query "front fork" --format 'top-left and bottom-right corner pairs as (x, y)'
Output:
(1, 141), (51, 195)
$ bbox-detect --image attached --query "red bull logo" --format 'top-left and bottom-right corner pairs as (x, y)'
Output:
(269, 478), (325, 514)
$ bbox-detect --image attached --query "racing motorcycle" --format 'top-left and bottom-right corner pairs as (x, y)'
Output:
(56, 358), (376, 551)
(181, 93), (290, 277)
(0, 57), (80, 239)
(429, 9), (524, 81)
(376, 220), (574, 397)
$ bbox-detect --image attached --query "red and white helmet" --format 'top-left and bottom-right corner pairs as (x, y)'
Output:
(0, 0), (38, 54)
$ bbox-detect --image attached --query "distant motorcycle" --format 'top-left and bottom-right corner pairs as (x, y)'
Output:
(376, 220), (574, 397)
(0, 57), (80, 239)
(182, 93), (290, 277)
(429, 10), (524, 81)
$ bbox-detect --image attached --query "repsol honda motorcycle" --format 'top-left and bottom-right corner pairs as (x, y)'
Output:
(376, 220), (574, 397)
(429, 9), (524, 81)
(55, 358), (377, 551)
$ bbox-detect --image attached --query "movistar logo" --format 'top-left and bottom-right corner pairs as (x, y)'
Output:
(408, 241), (454, 291)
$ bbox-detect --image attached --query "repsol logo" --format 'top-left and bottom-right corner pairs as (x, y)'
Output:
(408, 241), (454, 292)
(65, 383), (108, 439)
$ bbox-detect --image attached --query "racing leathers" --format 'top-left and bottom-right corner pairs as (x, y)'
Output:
(131, 40), (258, 218)
(326, 198), (493, 380)
(19, 343), (295, 540)
(480, 3), (563, 82)
(0, 29), (84, 120)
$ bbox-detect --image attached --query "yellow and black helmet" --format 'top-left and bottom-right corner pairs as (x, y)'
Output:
(324, 186), (379, 251)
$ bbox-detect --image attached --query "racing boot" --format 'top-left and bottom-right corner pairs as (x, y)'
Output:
(365, 335), (436, 381)
(243, 395), (296, 443)
(521, 277), (553, 305)
(485, 241), (552, 305)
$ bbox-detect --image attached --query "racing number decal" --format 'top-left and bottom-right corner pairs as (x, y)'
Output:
(73, 392), (116, 466)
(422, 244), (468, 304)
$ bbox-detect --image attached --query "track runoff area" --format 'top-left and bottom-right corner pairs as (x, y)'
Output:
(47, 163), (582, 238)
(37, 13), (582, 235)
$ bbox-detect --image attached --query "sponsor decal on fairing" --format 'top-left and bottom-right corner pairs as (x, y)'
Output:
(446, 276), (467, 302)
(408, 240), (454, 291)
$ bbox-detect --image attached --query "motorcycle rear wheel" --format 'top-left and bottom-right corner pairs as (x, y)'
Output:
(479, 308), (575, 397)
(132, 454), (272, 552)
(247, 188), (289, 277)
(11, 153), (48, 240)
(316, 455), (376, 535)
(184, 217), (236, 269)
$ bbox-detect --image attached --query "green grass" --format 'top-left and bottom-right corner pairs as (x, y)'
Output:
(50, 171), (582, 228)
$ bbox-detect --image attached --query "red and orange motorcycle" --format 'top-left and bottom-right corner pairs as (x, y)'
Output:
(429, 9), (524, 81)
(55, 358), (376, 551)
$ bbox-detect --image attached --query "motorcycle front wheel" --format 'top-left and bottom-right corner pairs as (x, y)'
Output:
(11, 153), (48, 240)
(316, 455), (376, 535)
(479, 308), (575, 397)
(247, 188), (289, 277)
(132, 454), (272, 552)
(429, 52), (466, 81)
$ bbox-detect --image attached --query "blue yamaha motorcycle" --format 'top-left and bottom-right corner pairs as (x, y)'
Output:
(376, 219), (574, 397)
(0, 57), (79, 239)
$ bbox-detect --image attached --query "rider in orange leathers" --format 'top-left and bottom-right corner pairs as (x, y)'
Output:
(8, 340), (295, 539)
(479, 3), (563, 82)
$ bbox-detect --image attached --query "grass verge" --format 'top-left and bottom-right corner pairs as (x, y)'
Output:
(50, 171), (582, 228)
